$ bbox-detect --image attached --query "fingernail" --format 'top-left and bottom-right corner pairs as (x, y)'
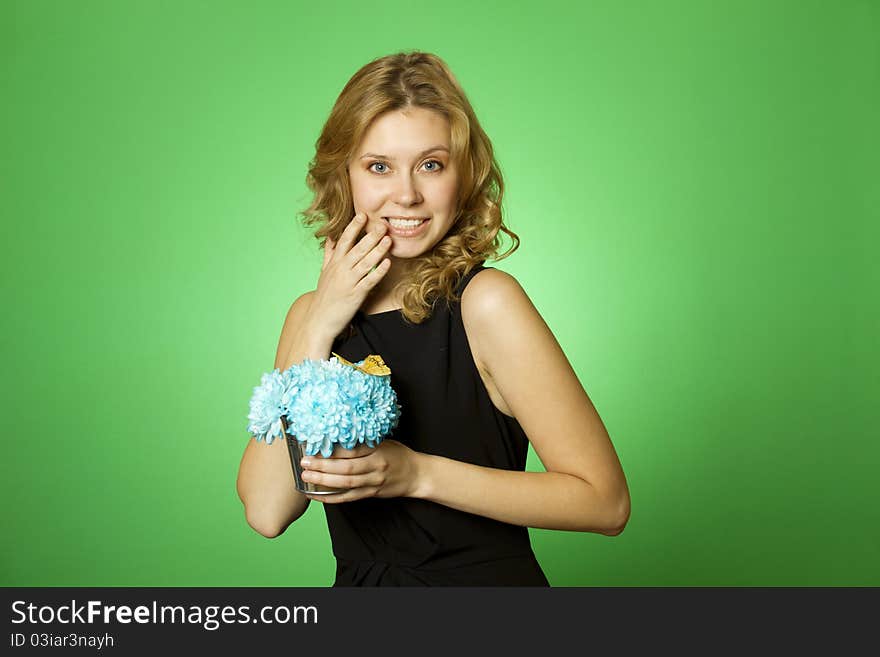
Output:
(301, 458), (311, 468)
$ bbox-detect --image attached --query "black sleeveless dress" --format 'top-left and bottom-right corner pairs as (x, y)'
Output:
(326, 264), (550, 586)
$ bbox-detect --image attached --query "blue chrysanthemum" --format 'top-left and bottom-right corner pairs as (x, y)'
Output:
(246, 368), (294, 445)
(246, 357), (401, 457)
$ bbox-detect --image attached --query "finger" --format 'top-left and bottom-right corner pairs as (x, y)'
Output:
(333, 213), (367, 261)
(322, 237), (335, 269)
(354, 258), (391, 294)
(301, 469), (384, 490)
(353, 235), (392, 278)
(301, 454), (374, 475)
(306, 486), (379, 504)
(344, 223), (387, 269)
(329, 444), (376, 459)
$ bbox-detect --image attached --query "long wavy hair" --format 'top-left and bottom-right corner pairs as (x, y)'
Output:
(300, 51), (519, 324)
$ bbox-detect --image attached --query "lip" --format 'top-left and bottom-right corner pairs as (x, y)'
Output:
(382, 217), (431, 238)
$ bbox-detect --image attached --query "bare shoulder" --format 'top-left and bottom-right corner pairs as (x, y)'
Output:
(274, 290), (316, 369)
(460, 268), (555, 418)
(287, 289), (316, 317)
(460, 267), (544, 377)
(460, 268), (535, 331)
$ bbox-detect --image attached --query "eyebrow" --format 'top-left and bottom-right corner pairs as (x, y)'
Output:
(359, 145), (450, 161)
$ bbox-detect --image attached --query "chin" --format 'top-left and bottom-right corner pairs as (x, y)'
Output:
(389, 246), (423, 260)
(388, 239), (431, 260)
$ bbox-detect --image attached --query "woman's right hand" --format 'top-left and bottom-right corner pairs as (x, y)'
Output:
(303, 212), (392, 342)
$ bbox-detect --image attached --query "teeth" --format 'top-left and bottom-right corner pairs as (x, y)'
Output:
(387, 218), (427, 228)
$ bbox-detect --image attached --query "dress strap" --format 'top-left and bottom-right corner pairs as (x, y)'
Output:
(455, 262), (488, 296)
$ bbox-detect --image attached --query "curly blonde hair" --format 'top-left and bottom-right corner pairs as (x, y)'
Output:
(300, 50), (519, 324)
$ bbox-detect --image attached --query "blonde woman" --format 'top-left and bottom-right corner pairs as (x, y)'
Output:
(237, 51), (630, 586)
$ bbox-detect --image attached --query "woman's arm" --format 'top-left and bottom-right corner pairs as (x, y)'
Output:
(236, 290), (332, 538)
(437, 268), (630, 534)
(237, 216), (392, 537)
(300, 269), (631, 535)
(414, 458), (626, 534)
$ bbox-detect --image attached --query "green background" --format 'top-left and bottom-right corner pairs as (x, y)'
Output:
(2, 0), (877, 586)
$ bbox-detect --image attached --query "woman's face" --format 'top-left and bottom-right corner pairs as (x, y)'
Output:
(348, 107), (460, 260)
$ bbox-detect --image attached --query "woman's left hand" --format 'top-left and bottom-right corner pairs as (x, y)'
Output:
(300, 440), (424, 503)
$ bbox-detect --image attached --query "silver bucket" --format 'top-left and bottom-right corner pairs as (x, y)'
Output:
(282, 417), (349, 495)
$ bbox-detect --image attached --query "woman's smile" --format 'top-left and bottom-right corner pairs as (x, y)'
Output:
(383, 216), (431, 237)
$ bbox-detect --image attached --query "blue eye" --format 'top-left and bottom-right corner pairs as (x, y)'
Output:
(367, 160), (444, 174)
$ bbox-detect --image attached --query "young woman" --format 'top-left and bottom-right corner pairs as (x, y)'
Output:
(236, 51), (630, 586)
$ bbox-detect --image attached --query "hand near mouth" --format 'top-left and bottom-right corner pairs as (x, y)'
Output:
(301, 212), (393, 344)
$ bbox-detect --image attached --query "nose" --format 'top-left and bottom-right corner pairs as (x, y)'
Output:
(391, 172), (423, 206)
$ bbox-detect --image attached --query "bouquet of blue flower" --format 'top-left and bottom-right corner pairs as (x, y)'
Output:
(247, 353), (401, 493)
